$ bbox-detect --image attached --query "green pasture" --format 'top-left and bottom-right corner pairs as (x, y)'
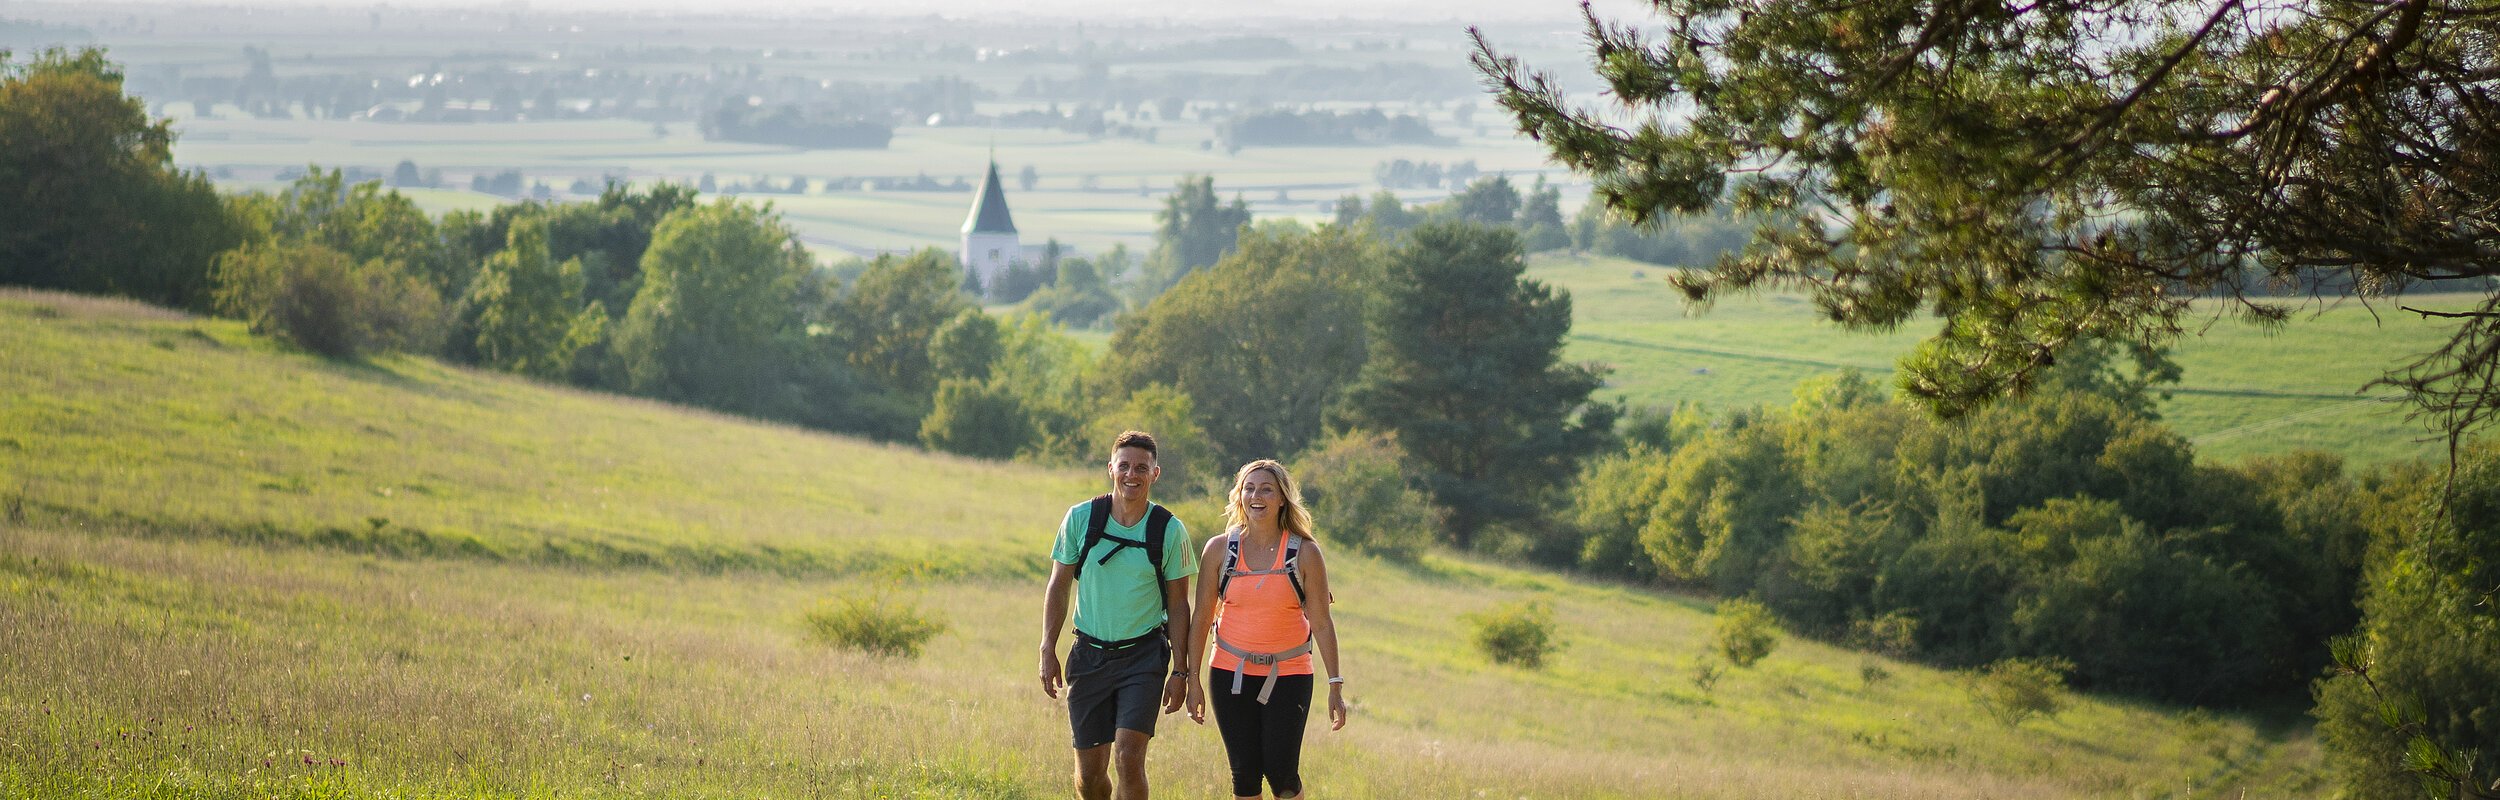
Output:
(1528, 254), (2463, 466)
(0, 287), (2326, 798)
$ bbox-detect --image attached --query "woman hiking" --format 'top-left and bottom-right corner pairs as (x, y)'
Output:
(1181, 459), (1347, 799)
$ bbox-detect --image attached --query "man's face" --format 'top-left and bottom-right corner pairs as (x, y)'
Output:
(1107, 446), (1159, 499)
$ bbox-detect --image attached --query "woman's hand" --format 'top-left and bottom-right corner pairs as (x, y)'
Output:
(1184, 678), (1206, 724)
(1327, 683), (1348, 730)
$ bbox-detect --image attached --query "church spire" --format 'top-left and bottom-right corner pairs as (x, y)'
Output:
(963, 159), (1017, 235)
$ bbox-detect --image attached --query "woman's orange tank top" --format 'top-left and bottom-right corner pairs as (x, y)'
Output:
(1209, 531), (1314, 676)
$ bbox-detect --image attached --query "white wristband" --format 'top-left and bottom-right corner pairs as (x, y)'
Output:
(1327, 676), (1345, 685)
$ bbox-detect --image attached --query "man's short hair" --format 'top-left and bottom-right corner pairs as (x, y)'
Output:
(1112, 430), (1157, 457)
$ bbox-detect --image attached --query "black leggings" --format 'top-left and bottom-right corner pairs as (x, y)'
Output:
(1209, 668), (1312, 798)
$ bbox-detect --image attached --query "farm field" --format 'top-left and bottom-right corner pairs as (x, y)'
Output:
(0, 287), (2327, 799)
(1529, 254), (2467, 466)
(173, 112), (1569, 257)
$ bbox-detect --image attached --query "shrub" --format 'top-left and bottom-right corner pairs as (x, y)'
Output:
(1714, 599), (1780, 668)
(919, 378), (1035, 458)
(1859, 660), (1894, 690)
(1847, 611), (1920, 659)
(1689, 654), (1724, 694)
(1292, 430), (1439, 562)
(1970, 657), (2073, 728)
(804, 593), (947, 658)
(212, 241), (443, 358)
(1468, 599), (1560, 668)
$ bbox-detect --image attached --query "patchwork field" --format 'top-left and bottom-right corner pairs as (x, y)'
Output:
(174, 110), (1569, 257)
(0, 288), (2329, 798)
(1528, 254), (2468, 466)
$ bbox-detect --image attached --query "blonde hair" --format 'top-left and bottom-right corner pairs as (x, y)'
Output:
(1223, 459), (1314, 540)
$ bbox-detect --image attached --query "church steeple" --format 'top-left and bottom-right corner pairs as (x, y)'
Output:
(964, 160), (1017, 235)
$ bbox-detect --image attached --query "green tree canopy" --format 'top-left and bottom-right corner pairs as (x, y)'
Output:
(1447, 174), (1520, 226)
(1340, 222), (1614, 548)
(612, 200), (817, 417)
(466, 217), (603, 380)
(1138, 174), (1251, 298)
(230, 168), (444, 289)
(1472, 1), (2500, 450)
(920, 377), (1035, 459)
(1102, 222), (1382, 471)
(832, 248), (970, 402)
(928, 308), (1003, 385)
(0, 47), (244, 309)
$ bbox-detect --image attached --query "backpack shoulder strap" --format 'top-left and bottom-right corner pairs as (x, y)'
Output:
(1145, 504), (1174, 581)
(1071, 493), (1114, 582)
(1283, 536), (1306, 603)
(1217, 528), (1243, 600)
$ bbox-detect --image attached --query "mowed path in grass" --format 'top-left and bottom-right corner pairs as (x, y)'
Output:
(0, 288), (2331, 798)
(1532, 254), (2468, 465)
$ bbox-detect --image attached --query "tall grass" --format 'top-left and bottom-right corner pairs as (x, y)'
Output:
(0, 288), (2332, 797)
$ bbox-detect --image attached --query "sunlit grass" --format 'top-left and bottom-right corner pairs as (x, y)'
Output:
(0, 288), (1088, 578)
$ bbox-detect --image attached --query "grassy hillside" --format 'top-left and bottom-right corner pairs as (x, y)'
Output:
(1, 288), (2329, 798)
(1531, 253), (2467, 466)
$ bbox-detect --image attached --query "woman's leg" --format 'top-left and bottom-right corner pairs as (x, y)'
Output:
(1208, 667), (1267, 799)
(1263, 674), (1314, 798)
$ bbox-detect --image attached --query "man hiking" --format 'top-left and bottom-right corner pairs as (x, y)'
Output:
(1040, 430), (1196, 800)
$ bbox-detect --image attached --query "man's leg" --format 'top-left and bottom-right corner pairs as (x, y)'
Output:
(1074, 744), (1112, 800)
(1111, 728), (1152, 800)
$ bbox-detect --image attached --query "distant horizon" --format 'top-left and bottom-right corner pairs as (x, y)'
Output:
(5, 0), (1651, 26)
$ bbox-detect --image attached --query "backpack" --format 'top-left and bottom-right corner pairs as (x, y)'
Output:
(1070, 493), (1173, 584)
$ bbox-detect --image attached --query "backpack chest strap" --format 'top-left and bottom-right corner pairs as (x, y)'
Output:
(1214, 631), (1314, 704)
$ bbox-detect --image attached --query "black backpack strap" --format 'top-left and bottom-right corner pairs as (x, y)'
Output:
(1145, 504), (1174, 581)
(1070, 494), (1114, 582)
(1283, 537), (1305, 603)
(1217, 528), (1242, 600)
(1073, 495), (1171, 583)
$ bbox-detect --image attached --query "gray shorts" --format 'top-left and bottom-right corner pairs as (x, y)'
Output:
(1066, 636), (1168, 749)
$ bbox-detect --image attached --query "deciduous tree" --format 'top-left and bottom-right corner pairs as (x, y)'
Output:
(0, 47), (243, 309)
(1103, 223), (1381, 471)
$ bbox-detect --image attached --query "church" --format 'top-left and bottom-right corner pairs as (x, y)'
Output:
(960, 160), (1020, 291)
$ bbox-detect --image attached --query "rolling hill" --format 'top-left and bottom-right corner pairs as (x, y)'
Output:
(0, 287), (2328, 798)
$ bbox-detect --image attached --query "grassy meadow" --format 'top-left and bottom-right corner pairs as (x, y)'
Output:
(1529, 253), (2467, 466)
(0, 287), (2332, 798)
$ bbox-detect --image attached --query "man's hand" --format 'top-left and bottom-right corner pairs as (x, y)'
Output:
(1160, 672), (1188, 714)
(1039, 645), (1064, 699)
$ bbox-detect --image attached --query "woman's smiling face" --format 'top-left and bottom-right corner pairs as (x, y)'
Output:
(1237, 468), (1281, 524)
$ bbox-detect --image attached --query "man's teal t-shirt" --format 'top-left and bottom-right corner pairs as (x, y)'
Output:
(1053, 499), (1194, 641)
